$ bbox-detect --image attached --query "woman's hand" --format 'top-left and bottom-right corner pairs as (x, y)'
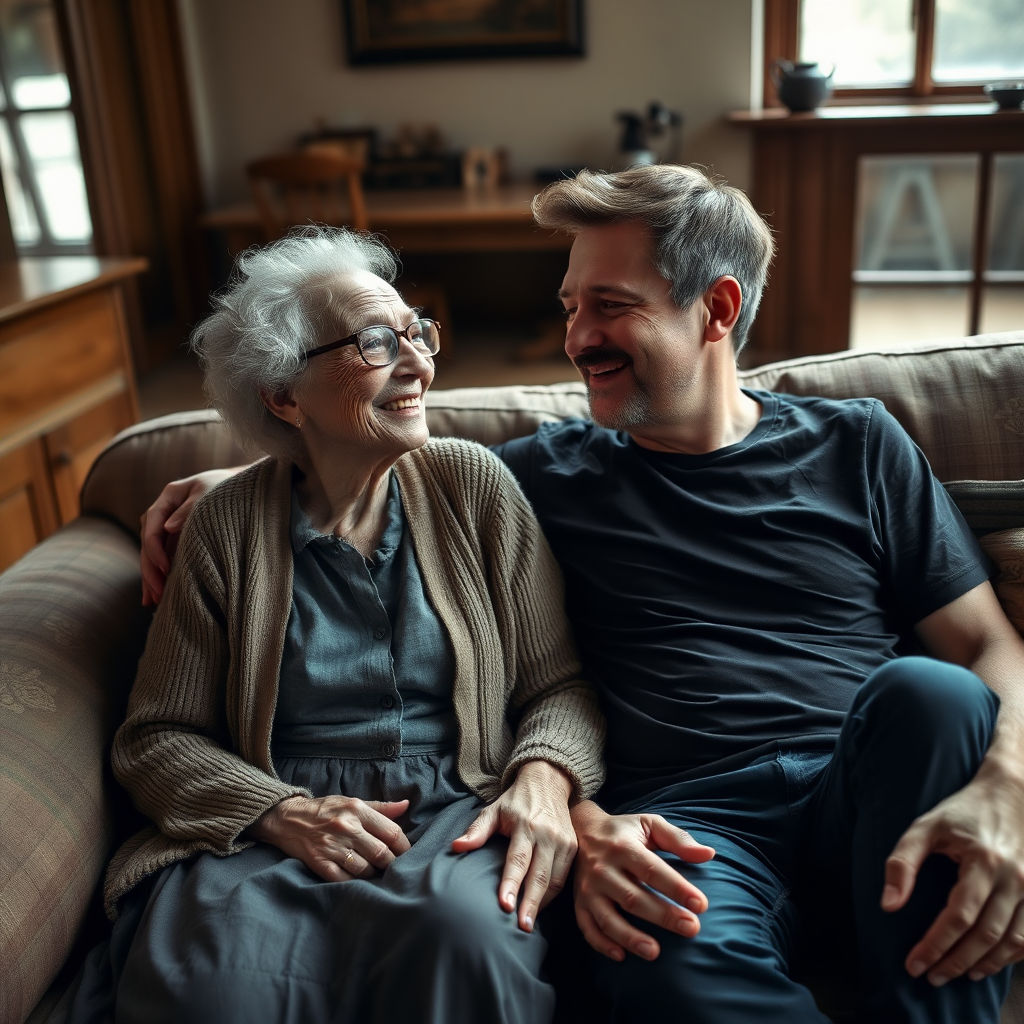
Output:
(247, 795), (412, 881)
(140, 468), (247, 606)
(451, 760), (576, 932)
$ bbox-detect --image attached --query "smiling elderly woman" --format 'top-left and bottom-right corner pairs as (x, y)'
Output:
(63, 227), (605, 1024)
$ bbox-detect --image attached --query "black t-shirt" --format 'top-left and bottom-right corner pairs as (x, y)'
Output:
(493, 391), (990, 807)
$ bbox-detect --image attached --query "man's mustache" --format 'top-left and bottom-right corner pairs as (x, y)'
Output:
(572, 347), (633, 372)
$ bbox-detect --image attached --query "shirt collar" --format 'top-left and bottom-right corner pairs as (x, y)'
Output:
(289, 472), (403, 565)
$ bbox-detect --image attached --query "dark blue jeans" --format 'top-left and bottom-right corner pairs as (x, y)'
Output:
(595, 657), (1012, 1023)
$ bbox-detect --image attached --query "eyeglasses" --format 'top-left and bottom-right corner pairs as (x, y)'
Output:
(303, 318), (441, 367)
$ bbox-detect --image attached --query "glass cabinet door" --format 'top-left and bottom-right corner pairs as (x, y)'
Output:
(850, 152), (1024, 349)
(981, 154), (1024, 334)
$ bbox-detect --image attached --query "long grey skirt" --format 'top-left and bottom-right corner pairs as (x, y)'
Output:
(58, 752), (554, 1024)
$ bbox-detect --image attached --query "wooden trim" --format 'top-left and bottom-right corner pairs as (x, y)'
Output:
(831, 85), (986, 101)
(762, 0), (799, 108)
(912, 0), (936, 96)
(127, 0), (209, 326)
(56, 0), (150, 370)
(969, 150), (993, 336)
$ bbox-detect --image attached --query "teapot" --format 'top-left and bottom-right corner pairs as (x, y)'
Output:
(770, 61), (834, 113)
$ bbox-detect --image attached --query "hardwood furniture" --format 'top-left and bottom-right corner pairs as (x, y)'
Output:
(200, 184), (571, 258)
(728, 103), (1024, 365)
(0, 255), (146, 573)
(246, 152), (369, 240)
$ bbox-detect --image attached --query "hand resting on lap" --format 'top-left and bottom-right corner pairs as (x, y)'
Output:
(453, 760), (578, 933)
(570, 799), (715, 962)
(247, 795), (412, 881)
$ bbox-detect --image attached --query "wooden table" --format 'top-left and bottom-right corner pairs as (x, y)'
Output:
(0, 256), (147, 572)
(200, 184), (571, 256)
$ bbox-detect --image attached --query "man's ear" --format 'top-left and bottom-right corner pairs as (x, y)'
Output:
(703, 276), (742, 344)
(261, 386), (300, 426)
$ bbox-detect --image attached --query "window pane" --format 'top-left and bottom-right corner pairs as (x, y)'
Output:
(987, 155), (1024, 277)
(0, 119), (39, 245)
(979, 286), (1024, 333)
(850, 286), (971, 348)
(854, 155), (978, 280)
(19, 111), (91, 242)
(0, 0), (68, 106)
(933, 0), (1024, 83)
(11, 73), (69, 109)
(799, 0), (915, 87)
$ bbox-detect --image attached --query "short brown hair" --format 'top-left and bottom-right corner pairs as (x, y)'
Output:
(532, 165), (775, 352)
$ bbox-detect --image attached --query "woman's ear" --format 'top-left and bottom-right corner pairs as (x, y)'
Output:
(703, 276), (743, 345)
(261, 387), (301, 427)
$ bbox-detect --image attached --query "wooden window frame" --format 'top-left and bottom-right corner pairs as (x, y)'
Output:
(0, 5), (92, 256)
(763, 0), (990, 108)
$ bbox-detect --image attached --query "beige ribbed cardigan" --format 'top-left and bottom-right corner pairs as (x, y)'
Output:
(104, 438), (605, 918)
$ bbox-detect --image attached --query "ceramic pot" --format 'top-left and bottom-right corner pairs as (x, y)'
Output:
(770, 60), (834, 113)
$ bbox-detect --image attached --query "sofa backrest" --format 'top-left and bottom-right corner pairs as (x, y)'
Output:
(82, 332), (1024, 540)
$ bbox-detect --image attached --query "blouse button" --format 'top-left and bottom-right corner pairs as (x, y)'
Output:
(373, 626), (387, 640)
(381, 694), (395, 709)
(381, 741), (398, 757)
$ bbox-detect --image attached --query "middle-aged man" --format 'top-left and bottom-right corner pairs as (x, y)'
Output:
(141, 165), (1024, 1023)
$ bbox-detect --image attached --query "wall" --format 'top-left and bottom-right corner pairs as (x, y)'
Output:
(177, 0), (758, 207)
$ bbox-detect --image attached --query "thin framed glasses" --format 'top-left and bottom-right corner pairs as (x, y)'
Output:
(304, 318), (441, 367)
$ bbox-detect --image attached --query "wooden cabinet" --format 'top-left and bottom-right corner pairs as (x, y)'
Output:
(728, 104), (1024, 365)
(0, 256), (146, 572)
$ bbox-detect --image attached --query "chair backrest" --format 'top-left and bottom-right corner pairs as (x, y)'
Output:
(246, 151), (369, 239)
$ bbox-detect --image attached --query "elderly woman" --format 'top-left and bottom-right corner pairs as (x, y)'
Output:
(65, 227), (604, 1024)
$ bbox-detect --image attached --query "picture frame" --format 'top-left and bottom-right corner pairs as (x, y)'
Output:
(343, 0), (585, 65)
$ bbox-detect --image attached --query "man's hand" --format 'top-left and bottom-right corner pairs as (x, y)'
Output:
(883, 761), (1024, 985)
(901, 582), (1024, 985)
(140, 468), (245, 606)
(570, 799), (715, 962)
(451, 760), (577, 933)
(247, 794), (411, 882)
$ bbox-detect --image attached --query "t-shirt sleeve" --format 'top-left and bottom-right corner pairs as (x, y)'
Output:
(490, 433), (538, 503)
(866, 401), (991, 624)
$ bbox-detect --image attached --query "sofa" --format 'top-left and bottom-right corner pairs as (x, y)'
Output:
(3, 331), (1024, 1024)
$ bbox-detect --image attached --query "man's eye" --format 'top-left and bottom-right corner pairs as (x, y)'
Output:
(562, 308), (576, 321)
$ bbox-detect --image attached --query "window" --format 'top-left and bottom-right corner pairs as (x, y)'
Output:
(0, 0), (92, 254)
(766, 0), (1024, 100)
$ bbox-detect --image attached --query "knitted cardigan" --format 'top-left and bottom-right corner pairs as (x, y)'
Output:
(104, 438), (605, 917)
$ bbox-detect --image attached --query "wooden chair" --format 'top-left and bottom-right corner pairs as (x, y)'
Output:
(246, 152), (369, 240)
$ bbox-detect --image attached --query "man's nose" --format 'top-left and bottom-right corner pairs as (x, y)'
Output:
(564, 310), (598, 361)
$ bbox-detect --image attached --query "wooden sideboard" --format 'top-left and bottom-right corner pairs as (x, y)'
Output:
(0, 256), (147, 573)
(728, 103), (1024, 365)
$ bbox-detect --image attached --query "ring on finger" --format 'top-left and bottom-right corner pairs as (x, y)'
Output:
(343, 850), (356, 872)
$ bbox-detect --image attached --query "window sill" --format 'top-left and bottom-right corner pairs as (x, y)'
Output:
(728, 102), (1020, 128)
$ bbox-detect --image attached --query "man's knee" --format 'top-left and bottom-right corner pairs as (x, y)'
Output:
(857, 656), (998, 745)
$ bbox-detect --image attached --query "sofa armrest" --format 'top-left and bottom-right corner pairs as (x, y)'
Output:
(0, 518), (150, 1024)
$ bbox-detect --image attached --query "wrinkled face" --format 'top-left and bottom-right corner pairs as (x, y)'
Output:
(560, 221), (704, 430)
(293, 270), (435, 460)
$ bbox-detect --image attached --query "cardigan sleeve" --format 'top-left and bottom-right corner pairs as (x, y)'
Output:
(481, 459), (607, 799)
(111, 493), (308, 855)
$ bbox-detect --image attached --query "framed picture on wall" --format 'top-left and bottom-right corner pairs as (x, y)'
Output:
(343, 0), (585, 64)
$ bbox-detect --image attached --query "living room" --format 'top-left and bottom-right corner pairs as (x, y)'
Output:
(2, 3), (1024, 1022)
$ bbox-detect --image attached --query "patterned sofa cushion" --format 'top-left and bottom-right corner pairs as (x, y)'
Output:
(739, 333), (1024, 484)
(981, 529), (1024, 637)
(0, 519), (149, 1024)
